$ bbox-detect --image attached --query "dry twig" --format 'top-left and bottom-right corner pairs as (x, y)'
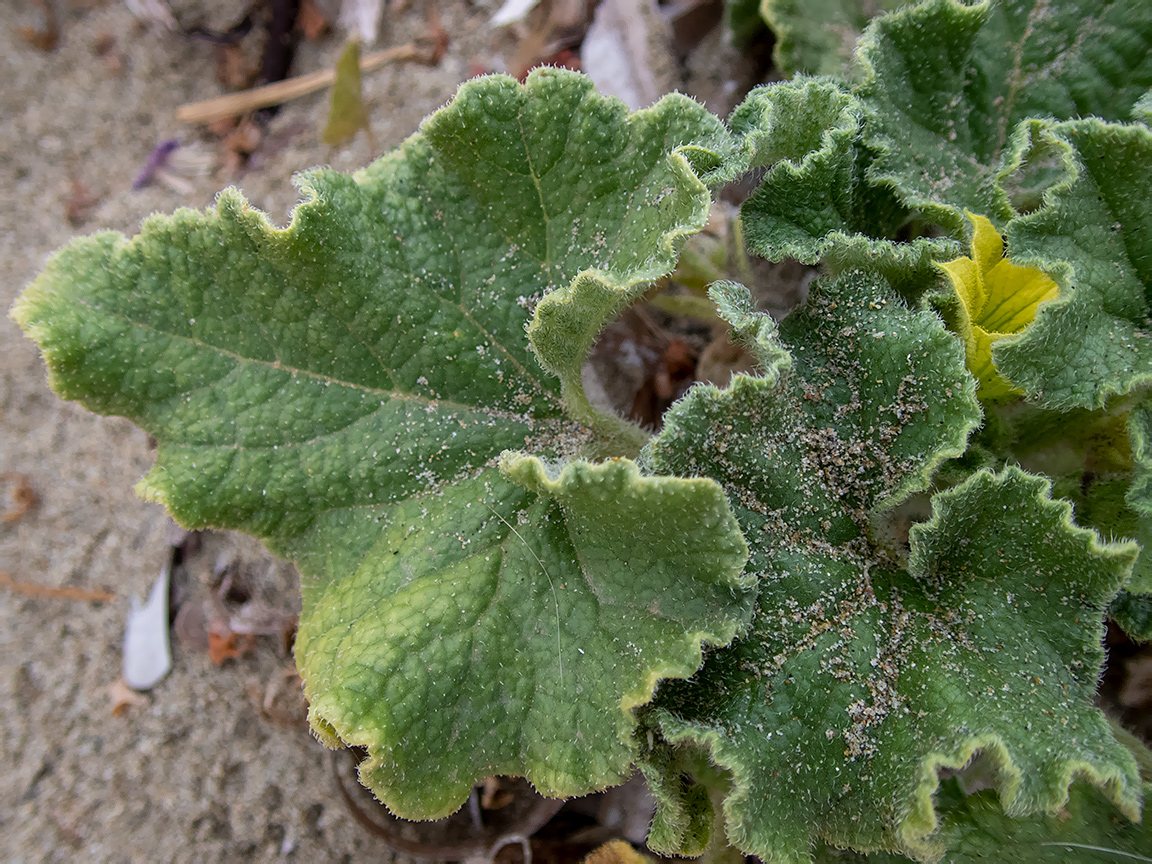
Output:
(177, 43), (438, 125)
(0, 571), (114, 603)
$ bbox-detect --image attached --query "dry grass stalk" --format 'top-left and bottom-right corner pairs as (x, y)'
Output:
(0, 571), (115, 603)
(176, 43), (436, 125)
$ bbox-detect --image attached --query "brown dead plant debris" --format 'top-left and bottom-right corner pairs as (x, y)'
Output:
(1, 472), (38, 524)
(175, 569), (297, 665)
(18, 0), (60, 52)
(108, 676), (149, 716)
(63, 179), (99, 227)
(177, 42), (440, 125)
(247, 666), (308, 727)
(0, 571), (114, 603)
(296, 0), (332, 40)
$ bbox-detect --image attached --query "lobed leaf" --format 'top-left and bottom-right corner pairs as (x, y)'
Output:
(812, 779), (1152, 863)
(523, 81), (737, 441)
(295, 454), (752, 816)
(993, 119), (1152, 412)
(1136, 88), (1152, 125)
(761, 0), (906, 78)
(858, 0), (1152, 233)
(639, 272), (1142, 861)
(936, 396), (1152, 643)
(1112, 400), (1152, 640)
(1111, 592), (1152, 643)
(12, 69), (754, 818)
(733, 78), (960, 301)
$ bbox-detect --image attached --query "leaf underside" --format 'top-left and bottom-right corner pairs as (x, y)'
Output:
(638, 271), (1141, 862)
(12, 68), (754, 819)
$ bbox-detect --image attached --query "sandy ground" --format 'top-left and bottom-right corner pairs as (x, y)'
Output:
(7, 3), (1151, 860)
(0, 1), (539, 861)
(0, 0), (758, 858)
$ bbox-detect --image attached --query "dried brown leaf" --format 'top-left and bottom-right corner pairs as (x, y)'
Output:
(297, 0), (331, 40)
(215, 42), (256, 89)
(64, 180), (98, 227)
(18, 0), (59, 52)
(108, 677), (149, 716)
(207, 629), (256, 664)
(1, 472), (37, 523)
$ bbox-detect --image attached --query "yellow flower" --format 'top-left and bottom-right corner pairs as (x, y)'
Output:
(938, 212), (1059, 401)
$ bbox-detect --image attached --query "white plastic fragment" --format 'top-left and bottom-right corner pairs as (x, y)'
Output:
(123, 0), (177, 30)
(338, 0), (385, 44)
(580, 0), (667, 110)
(122, 566), (172, 690)
(490, 0), (542, 27)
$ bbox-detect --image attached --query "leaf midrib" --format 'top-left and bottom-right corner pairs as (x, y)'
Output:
(76, 298), (561, 424)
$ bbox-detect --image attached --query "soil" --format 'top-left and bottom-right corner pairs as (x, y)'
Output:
(0, 1), (761, 860)
(5, 3), (1145, 862)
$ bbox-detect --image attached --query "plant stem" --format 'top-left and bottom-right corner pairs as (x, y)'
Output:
(561, 375), (650, 460)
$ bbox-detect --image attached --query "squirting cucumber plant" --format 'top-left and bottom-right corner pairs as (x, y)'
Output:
(12, 0), (1152, 860)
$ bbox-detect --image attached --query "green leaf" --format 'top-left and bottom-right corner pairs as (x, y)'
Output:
(990, 119), (1152, 411)
(297, 454), (753, 817)
(322, 40), (370, 147)
(1123, 402), (1152, 631)
(858, 0), (1152, 233)
(640, 737), (716, 857)
(12, 69), (754, 818)
(1111, 592), (1152, 643)
(639, 272), (1142, 861)
(1136, 89), (1152, 125)
(1129, 401), (1152, 523)
(812, 779), (1152, 863)
(939, 396), (1152, 642)
(727, 0), (770, 49)
(761, 0), (906, 77)
(733, 78), (960, 301)
(1053, 477), (1152, 618)
(519, 79), (735, 449)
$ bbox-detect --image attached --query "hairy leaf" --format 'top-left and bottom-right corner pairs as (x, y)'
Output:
(12, 69), (754, 818)
(639, 272), (1141, 861)
(761, 0), (905, 77)
(858, 0), (1152, 233)
(734, 78), (960, 301)
(1111, 592), (1152, 643)
(727, 0), (770, 49)
(993, 119), (1152, 411)
(939, 397), (1152, 643)
(1136, 89), (1152, 125)
(1112, 400), (1152, 640)
(525, 84), (736, 439)
(296, 455), (752, 816)
(812, 779), (1152, 863)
